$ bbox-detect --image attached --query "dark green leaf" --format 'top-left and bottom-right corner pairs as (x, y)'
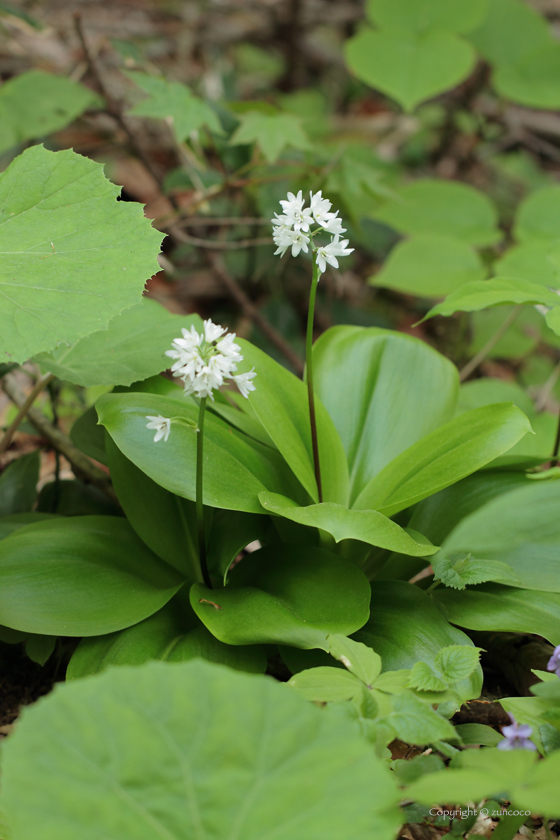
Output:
(0, 451), (40, 516)
(70, 406), (107, 465)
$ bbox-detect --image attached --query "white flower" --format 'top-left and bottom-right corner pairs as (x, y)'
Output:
(166, 318), (256, 401)
(315, 235), (354, 274)
(309, 191), (333, 227)
(279, 190), (313, 232)
(322, 212), (346, 235)
(273, 228), (310, 258)
(233, 368), (257, 398)
(145, 415), (171, 443)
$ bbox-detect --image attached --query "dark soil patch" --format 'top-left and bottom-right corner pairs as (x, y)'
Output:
(0, 642), (56, 732)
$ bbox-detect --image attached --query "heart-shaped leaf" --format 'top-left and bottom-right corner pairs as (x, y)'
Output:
(366, 0), (488, 34)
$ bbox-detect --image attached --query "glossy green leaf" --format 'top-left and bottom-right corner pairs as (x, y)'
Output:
(468, 0), (552, 65)
(435, 585), (560, 645)
(0, 451), (39, 516)
(0, 70), (102, 155)
(0, 145), (164, 363)
(370, 234), (485, 297)
(495, 44), (560, 110)
(1, 660), (401, 840)
(289, 666), (363, 702)
(366, 0), (488, 34)
(327, 634), (382, 685)
(70, 405), (107, 465)
(494, 242), (560, 287)
(67, 599), (266, 679)
(259, 492), (438, 557)
(25, 634), (56, 666)
(105, 435), (199, 579)
(353, 403), (531, 516)
(345, 28), (475, 113)
(35, 300), (203, 388)
(0, 516), (184, 636)
(439, 481), (560, 593)
(0, 512), (58, 541)
(229, 111), (312, 163)
(125, 71), (222, 139)
(239, 339), (349, 505)
(423, 277), (560, 321)
(353, 582), (482, 702)
(313, 327), (458, 505)
(97, 391), (303, 514)
(206, 509), (270, 583)
(375, 179), (500, 246)
(191, 544), (371, 650)
(514, 186), (560, 245)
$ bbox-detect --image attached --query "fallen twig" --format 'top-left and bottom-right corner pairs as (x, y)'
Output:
(0, 371), (54, 454)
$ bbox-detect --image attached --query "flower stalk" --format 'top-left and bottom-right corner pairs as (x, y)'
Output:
(196, 397), (212, 589)
(306, 260), (322, 503)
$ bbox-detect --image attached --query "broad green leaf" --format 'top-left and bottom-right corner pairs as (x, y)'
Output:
(288, 666), (363, 702)
(259, 492), (438, 557)
(366, 0), (488, 34)
(439, 481), (560, 593)
(70, 405), (107, 465)
(423, 276), (560, 321)
(378, 691), (456, 744)
(494, 242), (560, 287)
(206, 509), (270, 583)
(105, 435), (199, 580)
(454, 723), (502, 746)
(435, 584), (560, 645)
(0, 660), (401, 840)
(0, 145), (164, 363)
(457, 377), (534, 416)
(353, 582), (482, 703)
(0, 451), (39, 516)
(0, 70), (102, 155)
(97, 391), (304, 514)
(371, 235), (486, 297)
(191, 544), (371, 650)
(125, 71), (222, 139)
(0, 516), (184, 636)
(392, 754), (445, 785)
(345, 28), (475, 113)
(432, 552), (520, 590)
(495, 44), (560, 110)
(375, 179), (500, 246)
(229, 111), (312, 163)
(408, 471), (533, 547)
(67, 599), (266, 679)
(514, 186), (560, 245)
(500, 695), (555, 754)
(545, 306), (560, 337)
(0, 512), (58, 541)
(313, 327), (458, 505)
(327, 634), (382, 686)
(239, 339), (349, 506)
(35, 300), (203, 388)
(468, 0), (552, 65)
(25, 634), (56, 666)
(353, 404), (531, 516)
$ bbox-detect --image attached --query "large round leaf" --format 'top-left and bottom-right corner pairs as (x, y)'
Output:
(354, 581), (482, 702)
(312, 327), (458, 505)
(494, 44), (560, 110)
(345, 28), (475, 113)
(0, 145), (163, 363)
(191, 544), (371, 650)
(0, 516), (184, 636)
(468, 0), (552, 66)
(0, 660), (401, 840)
(67, 599), (266, 679)
(514, 185), (560, 246)
(97, 392), (305, 514)
(440, 480), (560, 593)
(366, 0), (488, 34)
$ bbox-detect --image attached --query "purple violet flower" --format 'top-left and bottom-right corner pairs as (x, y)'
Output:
(547, 645), (560, 678)
(497, 714), (537, 751)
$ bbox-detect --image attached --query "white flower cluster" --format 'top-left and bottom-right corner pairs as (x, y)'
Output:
(272, 190), (354, 274)
(166, 319), (256, 400)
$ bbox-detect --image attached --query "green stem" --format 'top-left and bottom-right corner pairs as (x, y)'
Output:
(551, 406), (560, 468)
(196, 397), (212, 588)
(306, 259), (323, 503)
